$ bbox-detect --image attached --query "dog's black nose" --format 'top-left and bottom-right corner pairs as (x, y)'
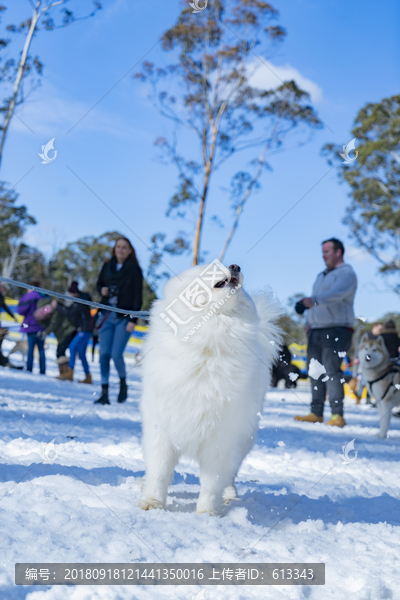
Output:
(229, 264), (240, 272)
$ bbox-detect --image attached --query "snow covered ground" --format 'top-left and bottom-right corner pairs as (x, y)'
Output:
(1, 340), (400, 600)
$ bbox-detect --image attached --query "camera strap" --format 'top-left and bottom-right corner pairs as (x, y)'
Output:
(96, 311), (111, 330)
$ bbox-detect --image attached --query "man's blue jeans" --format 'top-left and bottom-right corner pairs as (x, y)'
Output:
(68, 331), (92, 374)
(27, 333), (46, 374)
(98, 312), (131, 385)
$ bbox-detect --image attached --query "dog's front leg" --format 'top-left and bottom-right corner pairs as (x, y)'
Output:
(377, 399), (392, 438)
(197, 471), (227, 516)
(138, 431), (178, 511)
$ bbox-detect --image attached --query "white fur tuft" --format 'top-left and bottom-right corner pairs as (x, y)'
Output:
(251, 289), (284, 366)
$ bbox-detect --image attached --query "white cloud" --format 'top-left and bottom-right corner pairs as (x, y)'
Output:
(247, 60), (323, 104)
(9, 81), (151, 141)
(345, 246), (373, 264)
(345, 245), (393, 265)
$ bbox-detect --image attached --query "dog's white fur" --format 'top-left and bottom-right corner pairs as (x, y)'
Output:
(8, 339), (40, 361)
(358, 333), (400, 438)
(138, 263), (282, 515)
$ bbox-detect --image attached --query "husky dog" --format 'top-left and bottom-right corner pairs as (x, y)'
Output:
(358, 333), (400, 438)
(138, 262), (282, 515)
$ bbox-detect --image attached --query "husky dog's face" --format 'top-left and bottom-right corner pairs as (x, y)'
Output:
(159, 262), (247, 338)
(358, 334), (390, 370)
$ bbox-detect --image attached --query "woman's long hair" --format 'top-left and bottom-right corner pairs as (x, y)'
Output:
(111, 236), (140, 267)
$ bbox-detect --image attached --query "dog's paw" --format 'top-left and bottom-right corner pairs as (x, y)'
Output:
(138, 497), (164, 511)
(223, 484), (239, 505)
(196, 508), (220, 516)
(224, 497), (241, 505)
(376, 432), (388, 439)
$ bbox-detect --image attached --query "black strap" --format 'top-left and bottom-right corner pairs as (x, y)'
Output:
(367, 367), (400, 400)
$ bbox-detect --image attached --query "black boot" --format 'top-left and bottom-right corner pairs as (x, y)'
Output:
(117, 378), (128, 403)
(94, 384), (110, 405)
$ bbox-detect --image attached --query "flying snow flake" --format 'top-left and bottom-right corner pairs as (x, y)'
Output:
(308, 358), (326, 380)
(322, 375), (330, 382)
(278, 441), (286, 447)
(257, 412), (262, 417)
(358, 316), (367, 322)
(288, 372), (299, 382)
(335, 338), (339, 342)
(314, 386), (318, 390)
(395, 384), (400, 390)
(270, 340), (275, 345)
(338, 351), (347, 358)
(340, 378), (345, 384)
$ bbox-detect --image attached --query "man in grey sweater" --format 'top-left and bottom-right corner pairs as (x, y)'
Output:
(294, 238), (357, 427)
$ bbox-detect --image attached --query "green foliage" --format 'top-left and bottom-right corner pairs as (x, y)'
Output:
(322, 94), (400, 293)
(0, 183), (36, 263)
(50, 231), (157, 313)
(276, 293), (307, 345)
(50, 231), (122, 297)
(10, 244), (51, 298)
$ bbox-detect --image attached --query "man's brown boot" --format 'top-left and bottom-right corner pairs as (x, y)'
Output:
(294, 412), (323, 423)
(325, 414), (346, 427)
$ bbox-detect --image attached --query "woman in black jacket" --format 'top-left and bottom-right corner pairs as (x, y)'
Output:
(94, 236), (143, 405)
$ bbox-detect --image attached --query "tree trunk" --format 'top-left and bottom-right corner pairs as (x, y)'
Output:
(192, 166), (211, 266)
(0, 9), (39, 168)
(2, 242), (22, 279)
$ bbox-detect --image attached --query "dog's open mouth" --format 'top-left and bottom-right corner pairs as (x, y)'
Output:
(214, 276), (238, 288)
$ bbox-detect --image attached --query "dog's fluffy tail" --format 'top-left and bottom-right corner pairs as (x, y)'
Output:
(251, 290), (283, 366)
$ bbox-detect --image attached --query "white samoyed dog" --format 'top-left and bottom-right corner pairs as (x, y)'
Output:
(138, 262), (282, 515)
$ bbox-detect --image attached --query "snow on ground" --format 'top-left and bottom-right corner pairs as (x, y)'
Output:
(0, 341), (400, 600)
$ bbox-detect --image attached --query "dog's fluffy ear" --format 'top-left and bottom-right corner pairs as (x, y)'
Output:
(360, 333), (370, 345)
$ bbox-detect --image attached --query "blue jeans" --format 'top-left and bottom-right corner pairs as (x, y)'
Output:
(27, 333), (46, 374)
(68, 331), (92, 374)
(98, 312), (131, 384)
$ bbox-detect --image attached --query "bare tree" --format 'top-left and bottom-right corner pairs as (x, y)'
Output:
(0, 0), (101, 167)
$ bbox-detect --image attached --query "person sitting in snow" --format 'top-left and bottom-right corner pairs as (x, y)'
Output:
(293, 238), (357, 428)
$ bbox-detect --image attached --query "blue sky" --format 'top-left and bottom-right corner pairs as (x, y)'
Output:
(2, 0), (400, 320)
